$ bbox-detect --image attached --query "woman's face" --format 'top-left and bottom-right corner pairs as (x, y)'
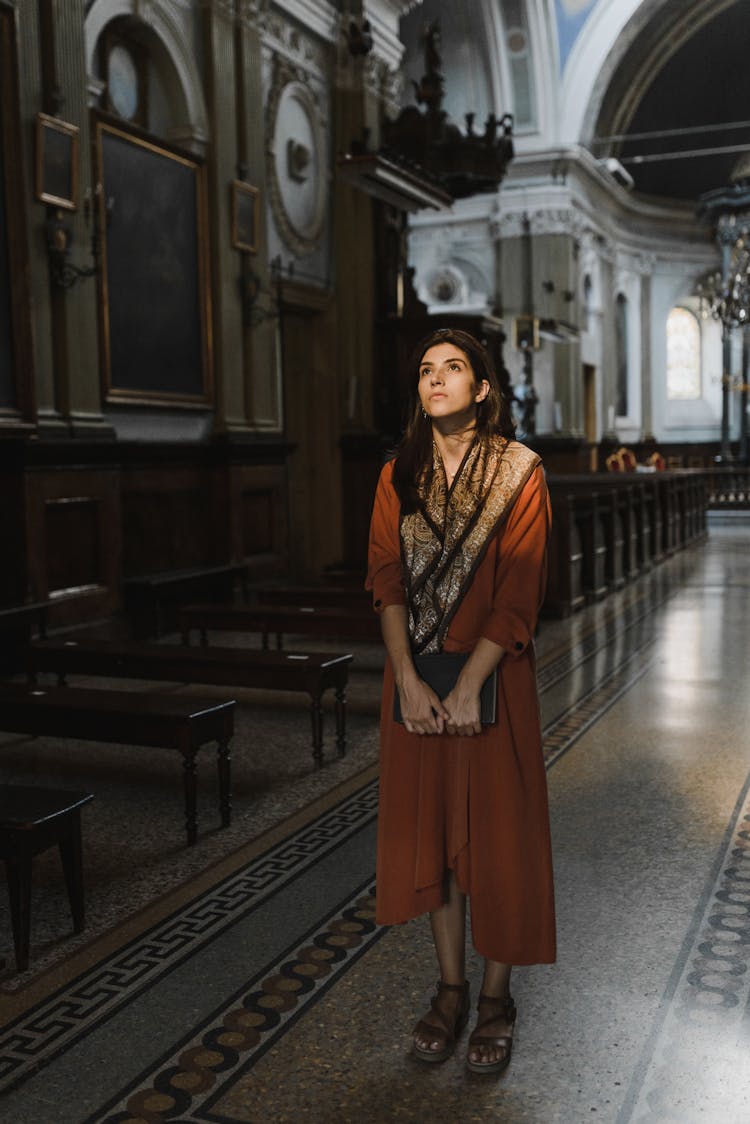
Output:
(417, 342), (489, 425)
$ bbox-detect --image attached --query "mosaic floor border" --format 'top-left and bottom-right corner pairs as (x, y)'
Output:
(0, 782), (379, 1092)
(88, 878), (383, 1124)
(617, 767), (750, 1124)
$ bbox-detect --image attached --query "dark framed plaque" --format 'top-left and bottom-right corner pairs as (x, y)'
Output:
(35, 112), (79, 210)
(95, 120), (212, 405)
(231, 179), (259, 253)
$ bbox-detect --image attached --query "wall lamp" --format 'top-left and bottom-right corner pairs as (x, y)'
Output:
(45, 188), (113, 290)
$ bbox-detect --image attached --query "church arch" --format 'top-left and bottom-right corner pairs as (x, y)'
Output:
(85, 0), (208, 153)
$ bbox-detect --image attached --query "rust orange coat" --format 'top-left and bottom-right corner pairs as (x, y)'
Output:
(366, 455), (556, 965)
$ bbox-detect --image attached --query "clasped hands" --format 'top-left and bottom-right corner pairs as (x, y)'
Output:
(399, 677), (482, 737)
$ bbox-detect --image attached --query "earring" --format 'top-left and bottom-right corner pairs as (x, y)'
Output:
(421, 406), (428, 418)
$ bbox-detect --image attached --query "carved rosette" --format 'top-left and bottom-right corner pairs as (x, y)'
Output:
(265, 56), (328, 256)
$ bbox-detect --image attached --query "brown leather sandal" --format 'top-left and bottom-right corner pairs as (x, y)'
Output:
(412, 980), (471, 1064)
(466, 992), (517, 1074)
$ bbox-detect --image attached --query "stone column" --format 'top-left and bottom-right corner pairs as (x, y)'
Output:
(600, 255), (618, 440)
(39, 0), (110, 437)
(640, 272), (654, 440)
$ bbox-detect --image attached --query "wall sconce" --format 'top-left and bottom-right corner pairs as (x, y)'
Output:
(45, 187), (112, 290)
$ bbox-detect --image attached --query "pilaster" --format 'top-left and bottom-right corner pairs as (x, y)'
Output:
(39, 0), (111, 437)
(202, 0), (256, 436)
(236, 0), (282, 431)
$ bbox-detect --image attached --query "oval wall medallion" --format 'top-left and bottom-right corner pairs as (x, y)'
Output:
(266, 69), (327, 256)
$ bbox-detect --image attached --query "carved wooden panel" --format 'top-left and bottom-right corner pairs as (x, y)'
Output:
(24, 467), (121, 623)
(44, 497), (101, 593)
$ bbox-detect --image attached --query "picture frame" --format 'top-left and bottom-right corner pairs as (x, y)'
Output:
(35, 112), (79, 211)
(513, 315), (540, 351)
(231, 179), (260, 253)
(95, 120), (212, 406)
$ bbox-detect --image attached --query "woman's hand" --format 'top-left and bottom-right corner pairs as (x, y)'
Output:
(399, 675), (450, 736)
(442, 685), (482, 736)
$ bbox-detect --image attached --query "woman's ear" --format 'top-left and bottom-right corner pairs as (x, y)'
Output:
(475, 380), (490, 403)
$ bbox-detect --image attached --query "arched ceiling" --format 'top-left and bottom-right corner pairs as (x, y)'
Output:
(593, 0), (750, 202)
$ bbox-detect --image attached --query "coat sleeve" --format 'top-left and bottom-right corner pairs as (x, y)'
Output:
(479, 465), (551, 657)
(365, 461), (406, 614)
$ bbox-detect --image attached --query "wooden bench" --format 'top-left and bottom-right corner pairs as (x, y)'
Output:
(0, 602), (48, 674)
(0, 683), (234, 846)
(27, 639), (353, 768)
(123, 563), (250, 639)
(0, 785), (94, 970)
(178, 603), (381, 649)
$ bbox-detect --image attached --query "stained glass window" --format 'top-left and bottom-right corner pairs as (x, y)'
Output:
(666, 307), (701, 400)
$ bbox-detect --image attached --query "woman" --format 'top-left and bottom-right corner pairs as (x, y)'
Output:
(366, 327), (555, 1074)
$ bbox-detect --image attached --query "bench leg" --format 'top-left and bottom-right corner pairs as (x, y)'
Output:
(5, 857), (32, 971)
(59, 812), (86, 933)
(309, 694), (324, 768)
(182, 750), (198, 846)
(216, 739), (232, 829)
(335, 687), (347, 758)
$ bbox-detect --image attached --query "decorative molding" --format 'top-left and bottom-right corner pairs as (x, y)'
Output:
(270, 0), (337, 46)
(363, 53), (403, 116)
(262, 8), (331, 77)
(237, 0), (270, 29)
(265, 55), (327, 256)
(84, 0), (209, 150)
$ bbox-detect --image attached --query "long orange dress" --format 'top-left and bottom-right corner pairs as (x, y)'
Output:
(366, 452), (556, 965)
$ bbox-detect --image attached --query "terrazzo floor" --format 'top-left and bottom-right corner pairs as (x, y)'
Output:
(1, 513), (749, 1122)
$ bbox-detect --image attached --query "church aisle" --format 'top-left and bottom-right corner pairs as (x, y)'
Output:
(1, 518), (748, 1123)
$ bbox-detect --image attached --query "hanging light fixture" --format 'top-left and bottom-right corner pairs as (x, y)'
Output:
(697, 175), (750, 459)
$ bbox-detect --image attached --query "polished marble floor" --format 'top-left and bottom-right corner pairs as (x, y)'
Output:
(1, 514), (749, 1123)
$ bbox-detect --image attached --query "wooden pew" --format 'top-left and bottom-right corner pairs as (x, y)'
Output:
(178, 603), (381, 649)
(543, 492), (585, 617)
(26, 639), (353, 767)
(0, 683), (234, 846)
(123, 562), (250, 640)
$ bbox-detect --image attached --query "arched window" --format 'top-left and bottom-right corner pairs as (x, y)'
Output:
(615, 293), (629, 417)
(666, 307), (701, 400)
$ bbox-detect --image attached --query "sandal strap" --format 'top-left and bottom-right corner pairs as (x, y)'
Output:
(414, 980), (469, 1041)
(470, 993), (517, 1044)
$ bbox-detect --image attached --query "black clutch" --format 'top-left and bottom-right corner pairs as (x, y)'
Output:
(393, 652), (497, 725)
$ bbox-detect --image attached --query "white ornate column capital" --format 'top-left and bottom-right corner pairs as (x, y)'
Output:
(237, 0), (270, 30)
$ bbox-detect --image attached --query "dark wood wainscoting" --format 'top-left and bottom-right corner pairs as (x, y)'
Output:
(7, 440), (291, 629)
(25, 466), (121, 624)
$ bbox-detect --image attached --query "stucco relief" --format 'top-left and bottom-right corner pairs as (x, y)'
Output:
(265, 55), (328, 256)
(237, 0), (270, 30)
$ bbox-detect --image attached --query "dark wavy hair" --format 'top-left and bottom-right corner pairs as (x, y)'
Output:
(391, 327), (516, 511)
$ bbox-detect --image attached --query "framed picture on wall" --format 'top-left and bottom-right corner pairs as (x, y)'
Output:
(35, 113), (79, 210)
(231, 180), (260, 253)
(95, 120), (212, 406)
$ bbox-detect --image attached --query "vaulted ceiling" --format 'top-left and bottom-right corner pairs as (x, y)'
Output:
(594, 0), (750, 202)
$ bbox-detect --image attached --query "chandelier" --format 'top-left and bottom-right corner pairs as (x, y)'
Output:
(696, 218), (750, 328)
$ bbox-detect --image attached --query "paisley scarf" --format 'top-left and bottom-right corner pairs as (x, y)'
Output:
(399, 436), (540, 654)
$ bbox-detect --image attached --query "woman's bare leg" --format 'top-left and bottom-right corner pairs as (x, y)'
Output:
(413, 872), (467, 1053)
(467, 959), (514, 1066)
